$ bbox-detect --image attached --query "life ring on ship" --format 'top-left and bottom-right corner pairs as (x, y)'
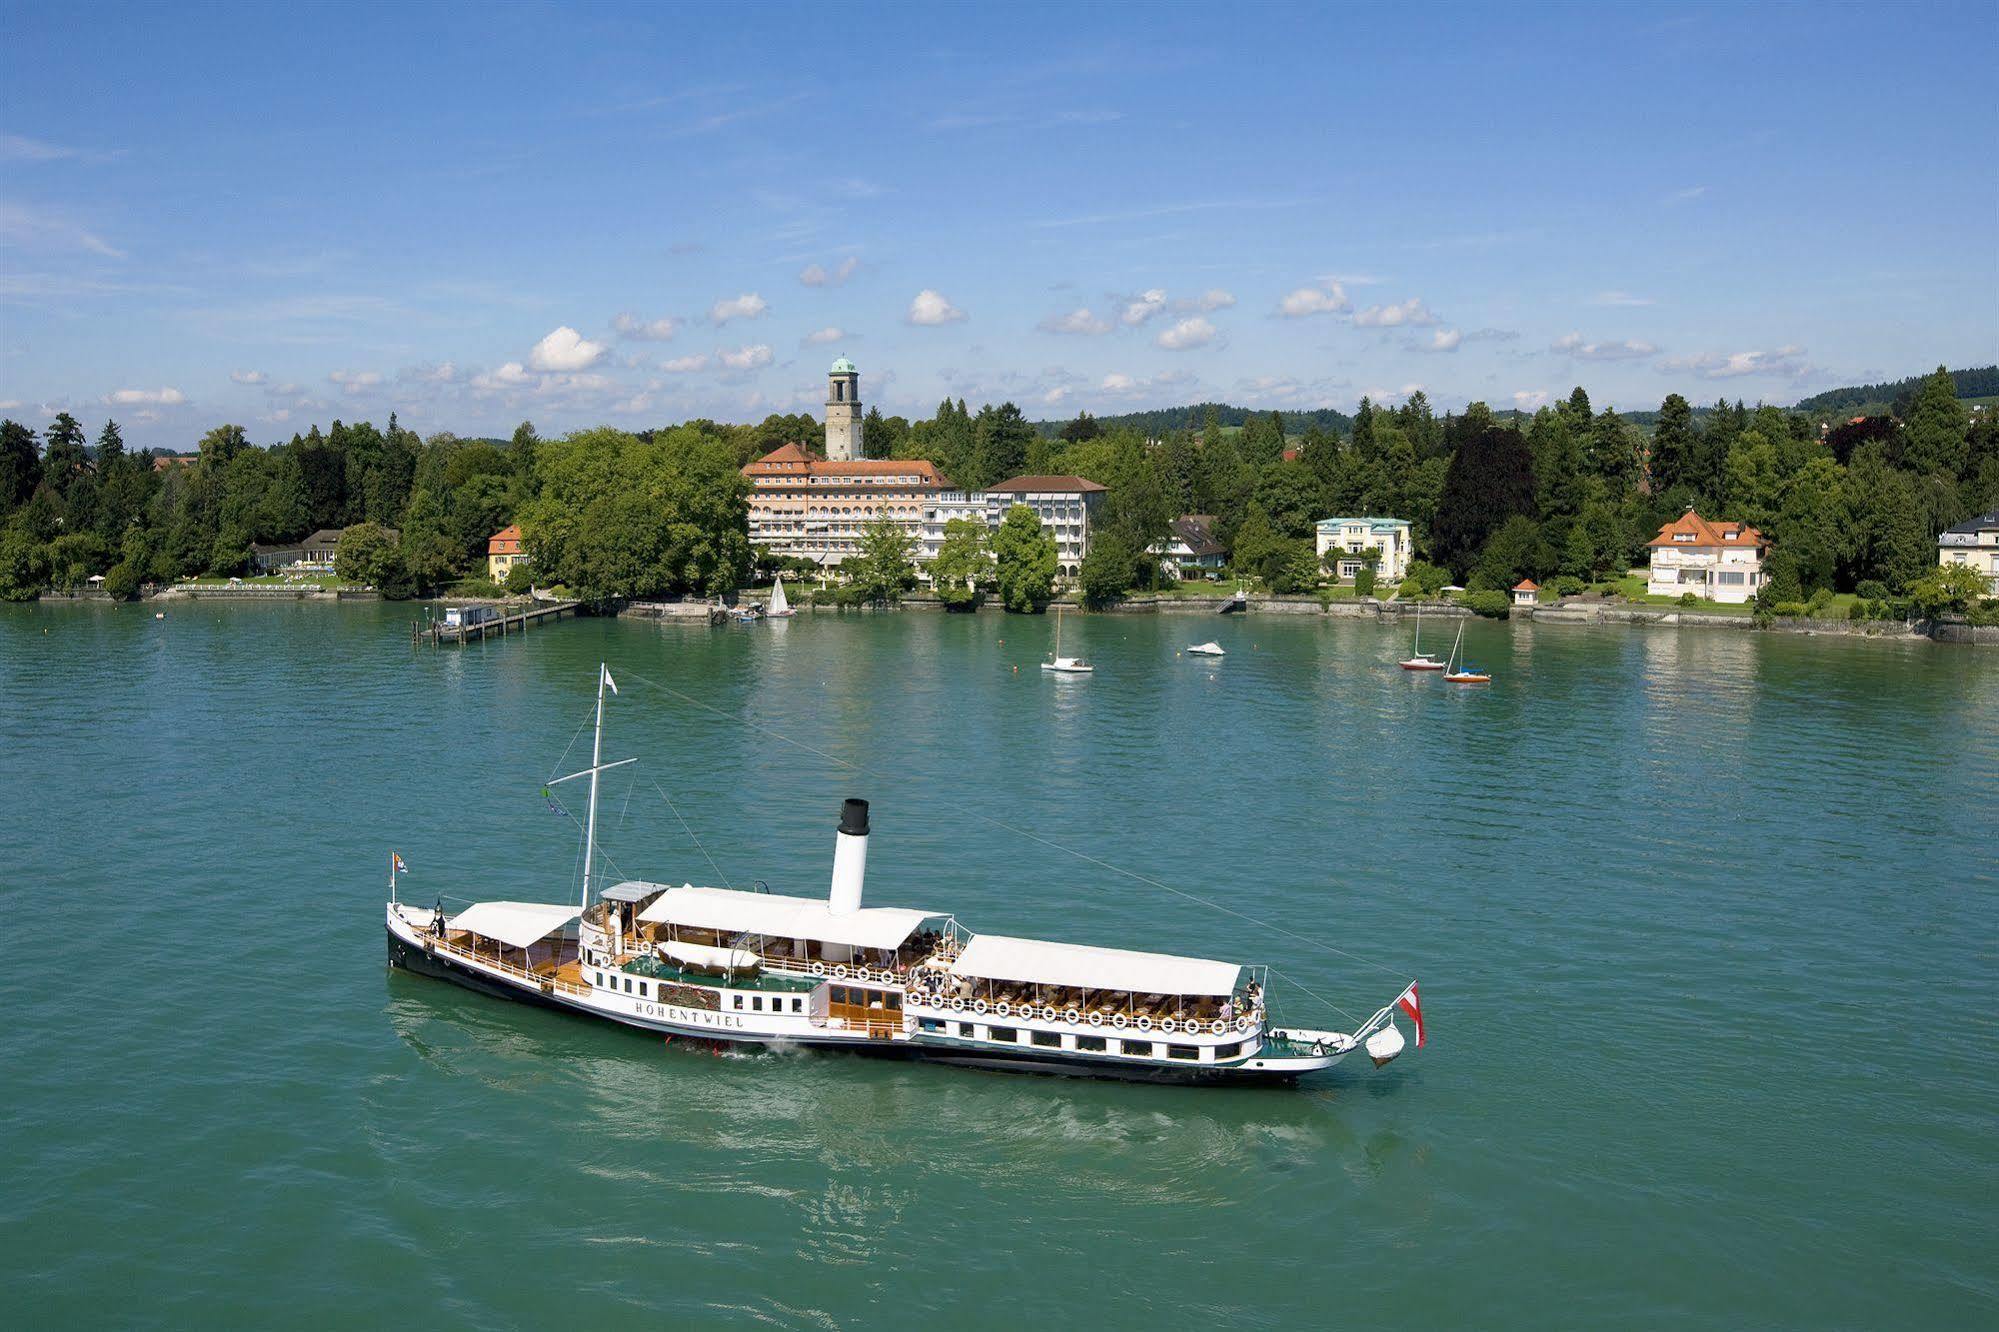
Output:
(1064, 1008), (1080, 1025)
(950, 996), (966, 1012)
(1163, 1018), (1181, 1034)
(1211, 1019), (1227, 1036)
(994, 1001), (1011, 1018)
(973, 999), (989, 1015)
(1111, 1013), (1128, 1029)
(1235, 1016), (1249, 1033)
(810, 962), (826, 977)
(1087, 1011), (1103, 1027)
(1136, 1016), (1152, 1032)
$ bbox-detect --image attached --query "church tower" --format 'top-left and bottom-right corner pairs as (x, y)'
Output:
(825, 356), (862, 460)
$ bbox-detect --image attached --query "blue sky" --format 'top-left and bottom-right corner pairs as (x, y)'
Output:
(2, 0), (1994, 448)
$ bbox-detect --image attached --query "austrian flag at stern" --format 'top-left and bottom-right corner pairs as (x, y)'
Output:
(1397, 983), (1425, 1047)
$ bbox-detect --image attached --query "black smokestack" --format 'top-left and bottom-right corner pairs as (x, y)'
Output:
(839, 798), (870, 837)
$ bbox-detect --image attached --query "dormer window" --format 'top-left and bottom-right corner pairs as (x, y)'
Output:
(1673, 533), (1695, 542)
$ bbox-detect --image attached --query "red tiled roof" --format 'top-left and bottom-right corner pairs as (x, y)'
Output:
(488, 524), (522, 555)
(742, 443), (947, 483)
(1646, 509), (1764, 549)
(1513, 579), (1539, 591)
(987, 474), (1107, 493)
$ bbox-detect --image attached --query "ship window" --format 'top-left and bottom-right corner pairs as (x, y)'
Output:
(885, 993), (901, 1010)
(732, 994), (743, 1010)
(1217, 1042), (1242, 1059)
(919, 1017), (945, 1033)
(830, 986), (847, 1003)
(989, 1026), (1016, 1043)
(638, 982), (648, 998)
(751, 996), (763, 1012)
(1120, 1039), (1153, 1058)
(1168, 1044), (1199, 1061)
(623, 978), (632, 993)
(792, 998), (804, 1013)
(1032, 1030), (1061, 1048)
(1075, 1035), (1107, 1052)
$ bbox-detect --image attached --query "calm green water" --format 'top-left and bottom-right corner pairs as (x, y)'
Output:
(2, 602), (1994, 1327)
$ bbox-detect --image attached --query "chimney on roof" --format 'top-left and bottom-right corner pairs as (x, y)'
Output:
(827, 798), (869, 916)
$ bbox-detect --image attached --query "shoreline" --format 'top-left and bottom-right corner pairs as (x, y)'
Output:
(29, 587), (1992, 645)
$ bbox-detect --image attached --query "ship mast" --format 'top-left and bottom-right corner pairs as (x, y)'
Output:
(548, 663), (635, 910)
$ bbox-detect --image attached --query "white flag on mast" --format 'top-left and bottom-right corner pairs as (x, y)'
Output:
(602, 666), (618, 695)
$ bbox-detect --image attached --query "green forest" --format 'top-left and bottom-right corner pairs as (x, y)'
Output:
(3, 367), (1993, 615)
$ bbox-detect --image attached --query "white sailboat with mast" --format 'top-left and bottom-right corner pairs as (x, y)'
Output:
(1399, 603), (1446, 671)
(767, 574), (795, 618)
(1040, 604), (1094, 674)
(383, 663), (1425, 1084)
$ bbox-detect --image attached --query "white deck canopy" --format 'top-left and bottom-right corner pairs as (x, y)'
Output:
(949, 934), (1243, 997)
(636, 884), (938, 951)
(448, 901), (581, 950)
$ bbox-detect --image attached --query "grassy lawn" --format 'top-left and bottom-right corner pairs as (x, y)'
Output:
(1607, 574), (1755, 614)
(188, 573), (347, 589)
(1150, 582), (1243, 599)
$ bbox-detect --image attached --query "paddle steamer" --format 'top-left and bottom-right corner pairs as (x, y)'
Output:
(384, 666), (1423, 1084)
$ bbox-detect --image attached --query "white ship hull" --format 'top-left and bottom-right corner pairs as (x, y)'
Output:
(386, 904), (1349, 1082)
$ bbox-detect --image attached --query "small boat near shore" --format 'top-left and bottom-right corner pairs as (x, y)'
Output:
(1186, 641), (1225, 657)
(1442, 622), (1491, 683)
(1041, 605), (1094, 674)
(766, 574), (795, 618)
(1399, 604), (1446, 671)
(384, 665), (1424, 1085)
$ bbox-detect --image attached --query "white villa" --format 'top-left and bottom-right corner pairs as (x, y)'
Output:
(1314, 516), (1413, 583)
(916, 475), (1106, 582)
(1937, 510), (1999, 595)
(1645, 510), (1766, 603)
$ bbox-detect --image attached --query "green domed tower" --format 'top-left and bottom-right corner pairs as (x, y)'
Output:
(825, 356), (862, 460)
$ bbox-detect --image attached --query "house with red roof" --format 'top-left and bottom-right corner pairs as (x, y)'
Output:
(1511, 578), (1540, 606)
(1645, 510), (1767, 603)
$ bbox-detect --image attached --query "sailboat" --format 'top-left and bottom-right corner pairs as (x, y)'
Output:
(1399, 604), (1447, 671)
(1442, 621), (1491, 684)
(1041, 604), (1094, 674)
(767, 574), (795, 618)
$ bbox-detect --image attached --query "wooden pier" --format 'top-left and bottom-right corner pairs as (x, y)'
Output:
(416, 601), (581, 647)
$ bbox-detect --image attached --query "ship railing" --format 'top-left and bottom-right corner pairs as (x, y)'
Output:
(423, 932), (590, 998)
(902, 987), (1264, 1037)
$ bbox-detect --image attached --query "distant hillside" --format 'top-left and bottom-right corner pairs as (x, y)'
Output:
(1793, 366), (1997, 416)
(1033, 400), (1353, 439)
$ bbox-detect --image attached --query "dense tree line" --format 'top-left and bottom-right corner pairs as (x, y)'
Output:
(5, 367), (1991, 610)
(1794, 365), (1997, 417)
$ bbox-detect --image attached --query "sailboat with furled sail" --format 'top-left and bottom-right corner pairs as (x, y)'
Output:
(384, 664), (1426, 1084)
(1399, 603), (1446, 671)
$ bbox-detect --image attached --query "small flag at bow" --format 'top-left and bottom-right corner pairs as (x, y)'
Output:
(393, 853), (409, 874)
(602, 665), (618, 695)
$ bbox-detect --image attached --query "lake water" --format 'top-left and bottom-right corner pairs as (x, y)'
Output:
(2, 601), (1994, 1327)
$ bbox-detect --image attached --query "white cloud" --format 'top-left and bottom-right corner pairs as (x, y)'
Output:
(1363, 383), (1426, 405)
(798, 256), (860, 287)
(1590, 290), (1654, 307)
(1667, 185), (1708, 203)
(328, 370), (383, 393)
(1194, 288), (1236, 311)
(1096, 369), (1196, 399)
(660, 354), (711, 373)
(230, 370), (267, 385)
(1419, 328), (1463, 353)
(1101, 372), (1139, 393)
(1552, 332), (1658, 361)
(269, 382), (304, 398)
(1278, 280), (1351, 317)
(613, 312), (681, 341)
(0, 399), (22, 411)
(0, 201), (125, 258)
(1156, 316), (1216, 351)
(709, 292), (769, 324)
(106, 387), (187, 406)
(802, 326), (846, 346)
(719, 344), (773, 371)
(613, 392), (655, 415)
(1513, 390), (1550, 410)
(906, 289), (967, 325)
(1039, 307), (1112, 335)
(1659, 346), (1812, 380)
(1119, 288), (1168, 326)
(528, 325), (607, 372)
(399, 361), (457, 384)
(1354, 297), (1438, 328)
(471, 362), (535, 392)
